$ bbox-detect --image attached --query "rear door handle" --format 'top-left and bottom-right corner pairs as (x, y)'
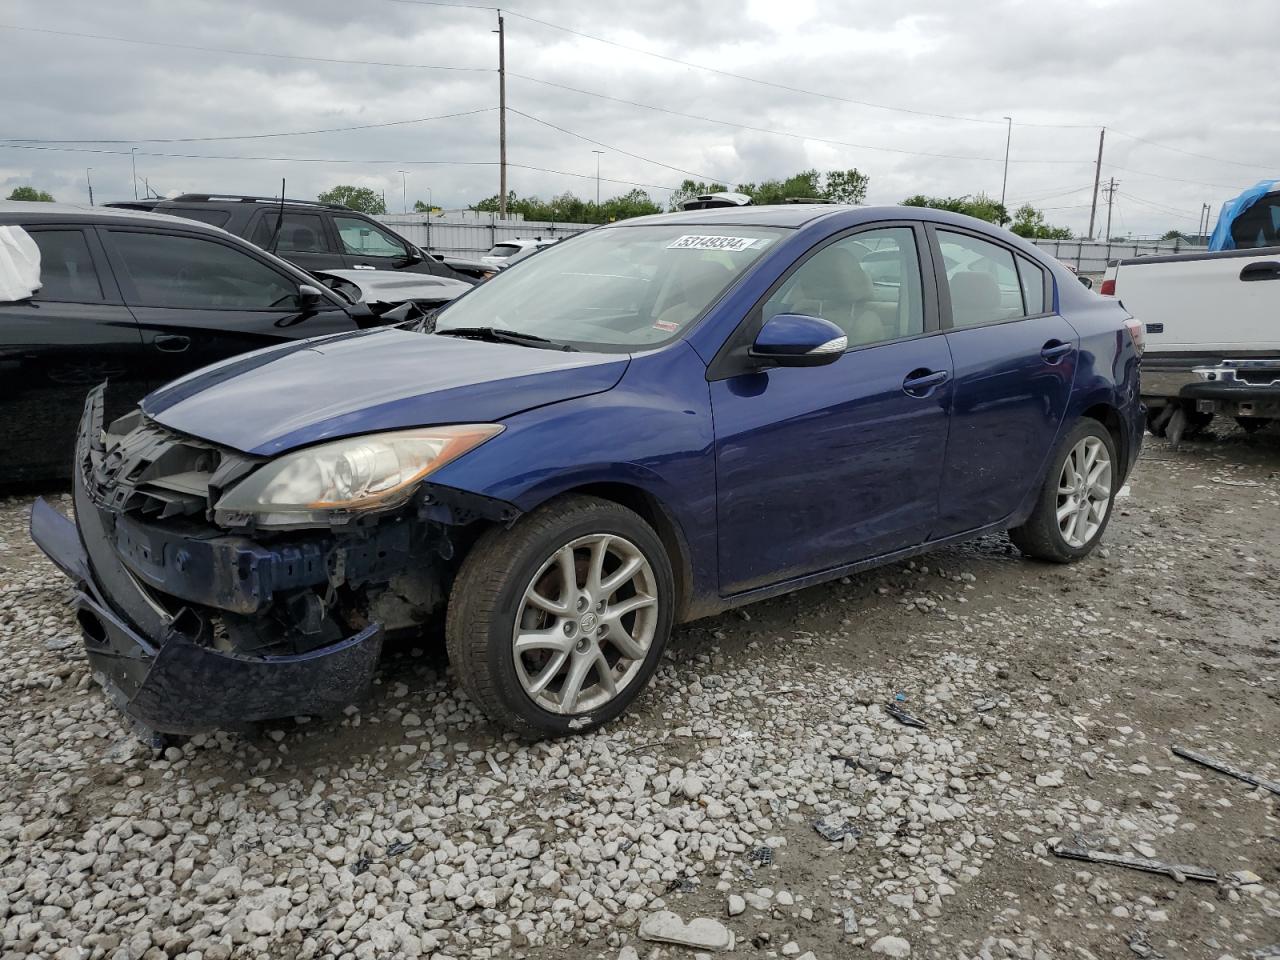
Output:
(902, 368), (949, 397)
(154, 335), (190, 353)
(1240, 261), (1280, 281)
(1040, 339), (1074, 362)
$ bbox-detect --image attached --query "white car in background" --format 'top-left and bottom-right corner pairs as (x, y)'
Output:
(481, 238), (556, 268)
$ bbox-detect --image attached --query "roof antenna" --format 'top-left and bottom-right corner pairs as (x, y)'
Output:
(268, 178), (286, 254)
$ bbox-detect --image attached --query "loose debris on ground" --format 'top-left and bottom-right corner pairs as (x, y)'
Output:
(1, 423), (1279, 959)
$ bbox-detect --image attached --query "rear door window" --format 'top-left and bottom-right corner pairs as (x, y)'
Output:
(937, 231), (1024, 328)
(27, 228), (104, 302)
(250, 212), (331, 254)
(107, 230), (299, 310)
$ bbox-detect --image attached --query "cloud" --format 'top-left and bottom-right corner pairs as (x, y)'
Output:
(2, 0), (1273, 237)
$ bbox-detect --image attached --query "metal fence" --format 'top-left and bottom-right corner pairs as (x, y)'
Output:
(1030, 238), (1206, 277)
(377, 214), (594, 259)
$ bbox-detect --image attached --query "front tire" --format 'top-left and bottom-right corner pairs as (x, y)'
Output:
(1009, 419), (1118, 563)
(446, 495), (674, 737)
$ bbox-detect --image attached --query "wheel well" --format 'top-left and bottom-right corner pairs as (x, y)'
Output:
(1082, 402), (1126, 468)
(563, 482), (694, 621)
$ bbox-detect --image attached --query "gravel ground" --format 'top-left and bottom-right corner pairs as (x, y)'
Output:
(1, 425), (1279, 960)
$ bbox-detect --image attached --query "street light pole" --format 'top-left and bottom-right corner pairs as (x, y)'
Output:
(130, 147), (138, 200)
(397, 170), (408, 214)
(592, 149), (604, 207)
(999, 116), (1012, 225)
(86, 168), (94, 206)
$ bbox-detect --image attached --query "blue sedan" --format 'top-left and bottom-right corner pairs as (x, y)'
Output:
(31, 204), (1144, 737)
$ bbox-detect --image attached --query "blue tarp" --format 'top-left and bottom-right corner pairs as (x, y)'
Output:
(1208, 179), (1279, 251)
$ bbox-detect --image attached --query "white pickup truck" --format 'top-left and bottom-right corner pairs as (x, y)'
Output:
(1102, 188), (1280, 441)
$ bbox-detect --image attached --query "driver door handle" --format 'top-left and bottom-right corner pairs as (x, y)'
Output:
(1040, 339), (1074, 362)
(153, 334), (190, 353)
(1240, 261), (1280, 281)
(902, 368), (949, 397)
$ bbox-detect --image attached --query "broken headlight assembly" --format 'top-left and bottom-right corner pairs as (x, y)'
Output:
(213, 424), (503, 528)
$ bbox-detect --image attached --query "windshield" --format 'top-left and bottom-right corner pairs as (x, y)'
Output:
(439, 224), (786, 350)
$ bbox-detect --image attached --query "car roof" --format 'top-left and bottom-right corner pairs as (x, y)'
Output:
(617, 203), (858, 229)
(0, 201), (226, 230)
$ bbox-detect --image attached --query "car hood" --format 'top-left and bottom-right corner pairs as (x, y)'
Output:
(142, 329), (630, 457)
(314, 269), (471, 304)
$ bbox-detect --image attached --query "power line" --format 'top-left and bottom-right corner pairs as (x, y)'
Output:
(0, 142), (679, 191)
(498, 8), (1100, 129)
(510, 74), (1088, 165)
(0, 108), (497, 145)
(1104, 163), (1249, 191)
(1115, 190), (1203, 221)
(0, 23), (492, 72)
(1107, 128), (1274, 171)
(508, 108), (726, 183)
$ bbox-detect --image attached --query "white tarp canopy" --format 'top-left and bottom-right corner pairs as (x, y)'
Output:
(0, 225), (41, 302)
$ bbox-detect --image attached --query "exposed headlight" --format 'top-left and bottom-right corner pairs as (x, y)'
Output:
(214, 424), (503, 527)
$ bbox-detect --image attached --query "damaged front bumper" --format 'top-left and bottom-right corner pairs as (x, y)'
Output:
(29, 387), (513, 735)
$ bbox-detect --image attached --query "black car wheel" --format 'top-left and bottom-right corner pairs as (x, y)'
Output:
(1009, 418), (1118, 563)
(446, 495), (674, 737)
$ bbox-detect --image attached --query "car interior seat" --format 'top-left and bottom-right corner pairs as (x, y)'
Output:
(949, 271), (1001, 326)
(787, 247), (892, 344)
(285, 225), (320, 253)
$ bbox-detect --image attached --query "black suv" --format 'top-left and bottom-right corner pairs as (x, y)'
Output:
(0, 202), (404, 482)
(149, 194), (471, 280)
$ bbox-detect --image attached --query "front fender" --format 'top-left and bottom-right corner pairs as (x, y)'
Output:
(429, 341), (719, 614)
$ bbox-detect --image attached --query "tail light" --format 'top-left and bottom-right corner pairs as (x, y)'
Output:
(1123, 317), (1144, 356)
(1099, 278), (1116, 296)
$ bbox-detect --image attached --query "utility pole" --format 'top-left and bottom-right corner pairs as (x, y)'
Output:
(1086, 127), (1106, 240)
(85, 168), (94, 206)
(496, 11), (507, 220)
(999, 116), (1012, 225)
(592, 149), (604, 206)
(1200, 202), (1212, 242)
(131, 147), (138, 201)
(397, 170), (408, 214)
(1102, 177), (1118, 240)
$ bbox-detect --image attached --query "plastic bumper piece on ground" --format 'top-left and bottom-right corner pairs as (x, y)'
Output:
(30, 497), (384, 735)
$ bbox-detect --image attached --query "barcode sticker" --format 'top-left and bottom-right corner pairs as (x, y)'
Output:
(667, 235), (767, 252)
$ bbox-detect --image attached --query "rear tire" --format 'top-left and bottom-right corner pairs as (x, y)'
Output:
(1009, 419), (1118, 563)
(445, 495), (674, 737)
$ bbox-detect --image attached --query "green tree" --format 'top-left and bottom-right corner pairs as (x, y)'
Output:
(412, 200), (443, 214)
(668, 180), (728, 212)
(1160, 229), (1191, 242)
(7, 186), (54, 202)
(901, 193), (1008, 224)
(317, 185), (386, 214)
(1008, 203), (1073, 240)
(472, 188), (661, 225)
(823, 168), (870, 204)
(739, 169), (823, 205)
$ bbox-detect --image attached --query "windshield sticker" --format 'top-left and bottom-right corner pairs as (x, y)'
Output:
(652, 319), (681, 333)
(667, 235), (769, 252)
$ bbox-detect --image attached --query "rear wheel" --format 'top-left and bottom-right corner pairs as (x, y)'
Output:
(1236, 416), (1269, 434)
(446, 495), (674, 737)
(1009, 419), (1117, 563)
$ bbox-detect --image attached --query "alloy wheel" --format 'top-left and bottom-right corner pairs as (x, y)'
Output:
(1056, 436), (1112, 548)
(512, 534), (659, 715)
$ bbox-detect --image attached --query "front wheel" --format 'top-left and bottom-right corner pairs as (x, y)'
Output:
(1009, 419), (1118, 563)
(446, 495), (674, 737)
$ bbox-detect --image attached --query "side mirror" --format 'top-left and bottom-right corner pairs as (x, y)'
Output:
(1077, 275), (1094, 289)
(749, 313), (847, 367)
(297, 283), (325, 310)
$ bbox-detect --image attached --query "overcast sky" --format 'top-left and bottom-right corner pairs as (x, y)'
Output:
(3, 0), (1275, 237)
